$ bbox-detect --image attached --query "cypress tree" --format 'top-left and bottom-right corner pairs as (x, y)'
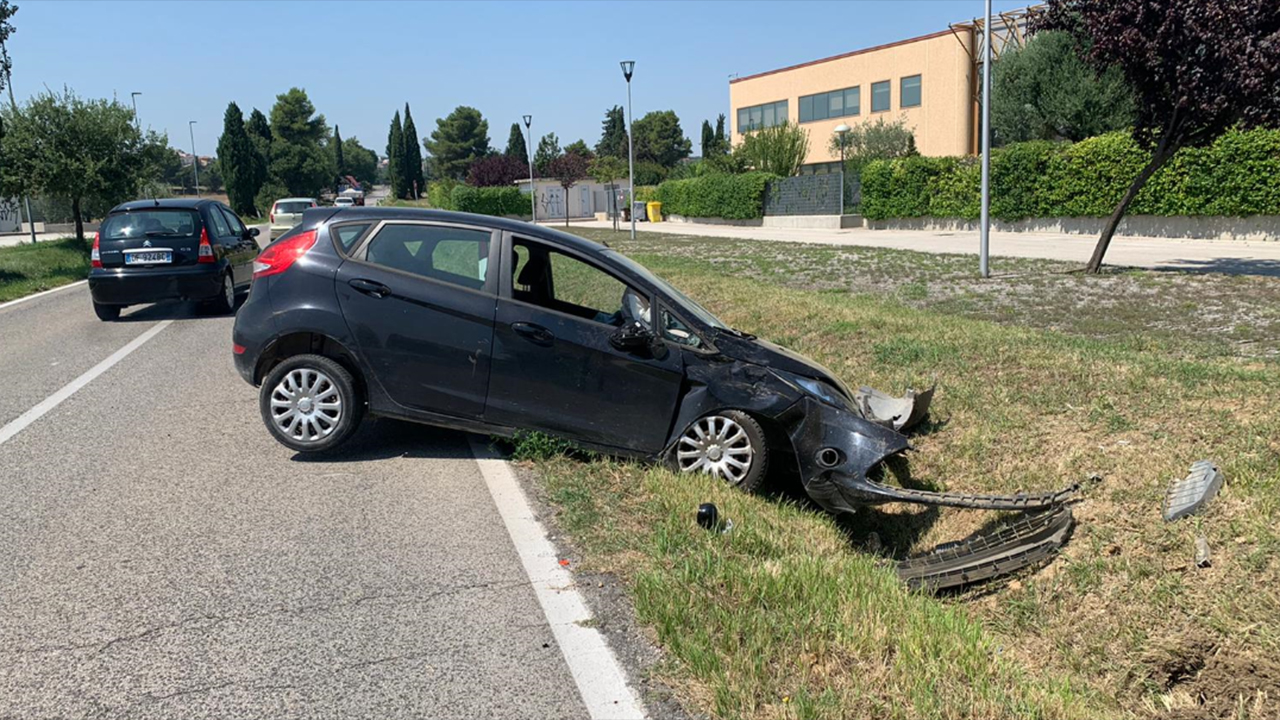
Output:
(334, 124), (345, 178)
(217, 102), (258, 217)
(714, 114), (728, 155)
(387, 110), (404, 199)
(700, 120), (714, 158)
(505, 122), (528, 159)
(402, 103), (425, 198)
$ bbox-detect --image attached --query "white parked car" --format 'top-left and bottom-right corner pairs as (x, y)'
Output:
(268, 198), (316, 240)
(333, 196), (356, 208)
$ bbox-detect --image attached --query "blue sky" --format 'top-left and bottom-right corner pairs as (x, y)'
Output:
(7, 0), (1028, 158)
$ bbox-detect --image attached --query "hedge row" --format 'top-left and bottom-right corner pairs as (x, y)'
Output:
(654, 172), (776, 220)
(450, 185), (528, 217)
(861, 128), (1280, 221)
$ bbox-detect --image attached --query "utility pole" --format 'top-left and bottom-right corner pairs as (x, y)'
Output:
(2, 39), (37, 245)
(979, 0), (992, 278)
(620, 61), (636, 240)
(523, 114), (535, 223)
(188, 120), (200, 197)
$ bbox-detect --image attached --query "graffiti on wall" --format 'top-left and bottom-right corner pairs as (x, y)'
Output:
(0, 198), (21, 233)
(538, 187), (565, 219)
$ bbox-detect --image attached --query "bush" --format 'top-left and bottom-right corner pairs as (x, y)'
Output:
(450, 185), (528, 217)
(426, 179), (461, 210)
(862, 128), (1280, 221)
(634, 185), (660, 203)
(255, 182), (291, 220)
(632, 161), (668, 186)
(655, 172), (776, 220)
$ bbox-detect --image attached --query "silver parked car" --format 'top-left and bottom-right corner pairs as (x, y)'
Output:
(268, 197), (316, 240)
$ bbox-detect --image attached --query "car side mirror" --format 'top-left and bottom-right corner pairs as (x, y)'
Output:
(247, 227), (260, 238)
(609, 320), (654, 352)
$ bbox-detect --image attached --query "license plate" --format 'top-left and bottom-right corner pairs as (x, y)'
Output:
(125, 250), (172, 265)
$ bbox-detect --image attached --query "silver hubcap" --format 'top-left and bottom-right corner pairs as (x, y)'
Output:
(223, 275), (234, 306)
(677, 415), (754, 484)
(270, 368), (342, 443)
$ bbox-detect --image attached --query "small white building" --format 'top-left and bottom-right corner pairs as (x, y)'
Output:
(514, 178), (630, 221)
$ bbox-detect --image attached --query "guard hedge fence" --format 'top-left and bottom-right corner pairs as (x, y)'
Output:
(654, 172), (776, 220)
(423, 180), (529, 217)
(861, 128), (1280, 221)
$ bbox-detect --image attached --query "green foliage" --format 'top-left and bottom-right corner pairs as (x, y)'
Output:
(827, 115), (918, 182)
(735, 122), (810, 177)
(631, 161), (668, 186)
(655, 172), (776, 220)
(266, 88), (332, 197)
(341, 136), (378, 189)
(992, 30), (1135, 144)
(588, 155), (627, 185)
(217, 102), (263, 216)
(534, 132), (560, 174)
(633, 185), (659, 203)
(0, 236), (91, 303)
(401, 103), (425, 196)
(563, 139), (593, 161)
(595, 105), (628, 159)
(246, 108), (271, 170)
(254, 181), (291, 220)
(450, 184), (528, 217)
(632, 110), (692, 168)
(509, 430), (578, 461)
(861, 128), (1280, 221)
(426, 178), (461, 210)
(333, 124), (345, 176)
(700, 120), (714, 158)
(423, 105), (490, 181)
(386, 111), (404, 199)
(504, 122), (528, 159)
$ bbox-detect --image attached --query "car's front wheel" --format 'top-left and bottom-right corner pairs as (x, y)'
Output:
(671, 410), (769, 492)
(259, 354), (363, 453)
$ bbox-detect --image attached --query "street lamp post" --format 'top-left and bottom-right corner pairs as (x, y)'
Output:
(523, 114), (536, 224)
(834, 123), (850, 217)
(979, 0), (992, 278)
(188, 120), (200, 197)
(130, 92), (141, 126)
(620, 60), (636, 240)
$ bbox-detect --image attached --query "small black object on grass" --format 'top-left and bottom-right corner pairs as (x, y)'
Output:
(696, 503), (733, 533)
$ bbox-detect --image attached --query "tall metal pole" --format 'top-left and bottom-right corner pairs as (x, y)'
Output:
(2, 42), (38, 245)
(621, 61), (636, 240)
(188, 120), (200, 197)
(130, 91), (141, 126)
(979, 0), (992, 278)
(523, 115), (535, 223)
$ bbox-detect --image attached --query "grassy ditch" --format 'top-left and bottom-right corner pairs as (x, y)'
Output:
(518, 228), (1280, 720)
(0, 236), (89, 303)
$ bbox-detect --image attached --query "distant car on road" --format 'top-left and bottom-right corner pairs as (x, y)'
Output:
(333, 196), (356, 208)
(88, 199), (260, 321)
(268, 198), (316, 240)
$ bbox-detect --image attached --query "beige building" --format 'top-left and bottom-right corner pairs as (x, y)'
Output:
(729, 9), (1036, 171)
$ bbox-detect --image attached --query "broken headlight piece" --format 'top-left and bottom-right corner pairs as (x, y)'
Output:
(772, 369), (855, 412)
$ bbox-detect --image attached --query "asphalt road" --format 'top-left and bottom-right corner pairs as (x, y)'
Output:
(0, 255), (607, 717)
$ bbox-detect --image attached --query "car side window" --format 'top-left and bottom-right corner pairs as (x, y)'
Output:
(220, 207), (246, 236)
(207, 207), (232, 238)
(661, 308), (703, 348)
(511, 238), (645, 327)
(363, 223), (490, 291)
(333, 223), (372, 253)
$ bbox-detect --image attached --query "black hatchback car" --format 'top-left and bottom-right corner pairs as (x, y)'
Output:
(233, 207), (1073, 519)
(88, 198), (260, 320)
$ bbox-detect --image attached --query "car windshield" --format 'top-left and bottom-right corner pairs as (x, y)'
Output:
(602, 249), (728, 330)
(276, 201), (311, 214)
(100, 210), (198, 240)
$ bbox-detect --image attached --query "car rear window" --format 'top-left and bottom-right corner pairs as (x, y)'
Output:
(100, 210), (199, 240)
(275, 201), (311, 214)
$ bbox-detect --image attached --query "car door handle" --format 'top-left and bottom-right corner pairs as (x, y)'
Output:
(348, 278), (391, 299)
(511, 322), (554, 345)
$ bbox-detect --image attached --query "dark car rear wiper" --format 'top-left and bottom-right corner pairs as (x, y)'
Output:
(144, 230), (185, 237)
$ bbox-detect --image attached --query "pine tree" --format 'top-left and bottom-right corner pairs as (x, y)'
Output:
(700, 120), (714, 158)
(387, 110), (404, 199)
(713, 114), (728, 155)
(216, 102), (259, 217)
(505, 122), (528, 159)
(423, 106), (490, 180)
(402, 103), (425, 198)
(595, 106), (627, 159)
(534, 132), (561, 175)
(334, 124), (345, 178)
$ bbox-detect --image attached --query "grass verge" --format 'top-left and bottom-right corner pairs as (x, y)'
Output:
(516, 228), (1280, 720)
(0, 237), (89, 303)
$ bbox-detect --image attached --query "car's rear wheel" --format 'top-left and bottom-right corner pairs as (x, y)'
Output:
(672, 410), (769, 492)
(92, 301), (120, 322)
(202, 272), (236, 315)
(259, 354), (363, 453)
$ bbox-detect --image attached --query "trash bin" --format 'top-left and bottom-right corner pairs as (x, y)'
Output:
(646, 201), (663, 223)
(632, 201), (648, 222)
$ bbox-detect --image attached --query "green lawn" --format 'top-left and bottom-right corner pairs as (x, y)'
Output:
(0, 237), (89, 303)
(516, 227), (1280, 720)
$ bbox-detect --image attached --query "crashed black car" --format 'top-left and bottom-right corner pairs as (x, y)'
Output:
(233, 208), (1073, 585)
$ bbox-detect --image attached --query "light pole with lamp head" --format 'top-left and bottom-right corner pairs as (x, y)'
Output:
(523, 114), (535, 223)
(130, 92), (141, 126)
(620, 60), (635, 239)
(188, 120), (200, 197)
(834, 123), (850, 217)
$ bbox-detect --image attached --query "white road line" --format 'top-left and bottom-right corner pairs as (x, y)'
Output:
(0, 320), (173, 446)
(0, 280), (87, 312)
(469, 438), (646, 720)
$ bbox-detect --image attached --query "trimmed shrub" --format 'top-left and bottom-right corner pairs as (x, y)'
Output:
(426, 179), (461, 210)
(451, 185), (528, 217)
(862, 128), (1280, 221)
(634, 185), (660, 203)
(655, 172), (776, 220)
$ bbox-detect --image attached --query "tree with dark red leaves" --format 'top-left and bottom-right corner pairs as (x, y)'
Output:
(466, 154), (528, 188)
(1039, 0), (1280, 272)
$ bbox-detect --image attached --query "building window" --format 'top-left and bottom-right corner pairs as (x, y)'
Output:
(901, 74), (922, 108)
(736, 100), (788, 133)
(871, 81), (891, 112)
(799, 86), (860, 123)
(799, 161), (842, 175)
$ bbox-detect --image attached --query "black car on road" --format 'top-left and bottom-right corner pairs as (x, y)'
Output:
(89, 198), (260, 321)
(232, 207), (1072, 525)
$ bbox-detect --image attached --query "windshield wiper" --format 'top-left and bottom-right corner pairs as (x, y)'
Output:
(725, 327), (756, 340)
(144, 230), (184, 237)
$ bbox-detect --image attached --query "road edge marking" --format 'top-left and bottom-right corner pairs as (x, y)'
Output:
(468, 437), (647, 720)
(0, 279), (87, 312)
(0, 320), (173, 446)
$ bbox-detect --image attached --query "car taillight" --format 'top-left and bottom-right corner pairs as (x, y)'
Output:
(90, 232), (102, 268)
(269, 212), (275, 223)
(198, 227), (215, 263)
(232, 343), (247, 355)
(253, 229), (317, 279)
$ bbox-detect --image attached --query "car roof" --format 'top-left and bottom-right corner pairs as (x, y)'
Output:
(324, 207), (610, 256)
(110, 198), (216, 213)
